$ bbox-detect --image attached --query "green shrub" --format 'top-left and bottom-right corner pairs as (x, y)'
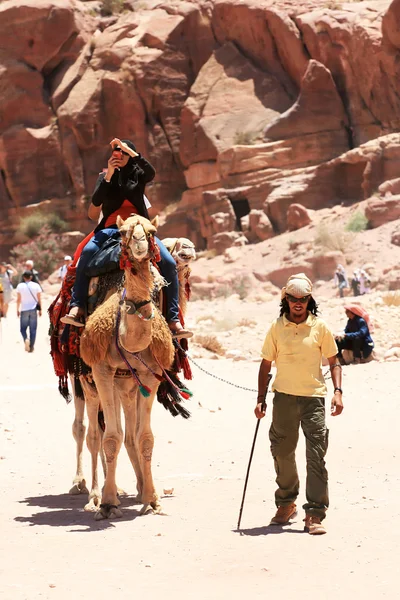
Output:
(100, 0), (124, 16)
(18, 211), (67, 239)
(10, 226), (69, 277)
(345, 211), (368, 232)
(233, 131), (257, 146)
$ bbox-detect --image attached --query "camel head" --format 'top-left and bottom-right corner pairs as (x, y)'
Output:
(117, 214), (158, 263)
(161, 237), (196, 266)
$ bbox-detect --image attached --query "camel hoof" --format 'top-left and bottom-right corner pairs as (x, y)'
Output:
(94, 503), (122, 520)
(140, 502), (164, 516)
(69, 480), (89, 495)
(131, 494), (143, 505)
(84, 497), (100, 512)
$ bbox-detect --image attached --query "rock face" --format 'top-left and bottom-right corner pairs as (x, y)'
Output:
(287, 204), (312, 231)
(1, 0), (400, 257)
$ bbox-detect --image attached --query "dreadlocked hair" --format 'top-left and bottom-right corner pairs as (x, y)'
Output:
(279, 296), (319, 317)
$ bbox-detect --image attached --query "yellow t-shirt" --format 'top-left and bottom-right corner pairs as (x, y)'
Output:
(261, 313), (338, 398)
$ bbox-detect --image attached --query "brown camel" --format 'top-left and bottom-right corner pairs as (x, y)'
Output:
(78, 215), (184, 520)
(67, 234), (196, 510)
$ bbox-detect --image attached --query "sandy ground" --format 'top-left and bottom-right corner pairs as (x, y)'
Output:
(0, 299), (399, 600)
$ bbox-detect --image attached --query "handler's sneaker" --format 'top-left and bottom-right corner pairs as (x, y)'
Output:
(24, 338), (31, 352)
(270, 502), (297, 525)
(304, 514), (326, 535)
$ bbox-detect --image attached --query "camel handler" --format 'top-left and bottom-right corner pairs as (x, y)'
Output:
(255, 273), (343, 535)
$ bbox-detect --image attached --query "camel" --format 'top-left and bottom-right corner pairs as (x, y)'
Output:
(161, 237), (196, 317)
(75, 215), (189, 520)
(67, 234), (196, 510)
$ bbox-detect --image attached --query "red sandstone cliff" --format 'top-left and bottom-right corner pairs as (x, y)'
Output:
(1, 0), (400, 256)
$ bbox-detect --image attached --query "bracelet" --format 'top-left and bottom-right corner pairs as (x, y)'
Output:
(334, 387), (343, 394)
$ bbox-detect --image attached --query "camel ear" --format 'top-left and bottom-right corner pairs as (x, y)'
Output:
(116, 215), (125, 230)
(151, 215), (159, 229)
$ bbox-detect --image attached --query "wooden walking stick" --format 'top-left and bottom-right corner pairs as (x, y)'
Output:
(237, 373), (272, 531)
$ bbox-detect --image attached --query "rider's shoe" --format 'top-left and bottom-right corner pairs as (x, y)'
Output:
(60, 306), (85, 328)
(168, 321), (193, 339)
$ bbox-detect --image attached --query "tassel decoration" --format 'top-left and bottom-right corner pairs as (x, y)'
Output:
(139, 384), (151, 398)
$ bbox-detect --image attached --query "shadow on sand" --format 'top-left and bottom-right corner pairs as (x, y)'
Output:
(15, 493), (142, 532)
(234, 524), (305, 536)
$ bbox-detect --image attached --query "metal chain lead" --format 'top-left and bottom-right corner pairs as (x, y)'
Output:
(175, 341), (259, 393)
(175, 341), (332, 392)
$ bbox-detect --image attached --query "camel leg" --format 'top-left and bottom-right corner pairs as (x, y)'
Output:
(92, 363), (123, 520)
(69, 380), (89, 495)
(78, 379), (103, 511)
(135, 377), (162, 515)
(120, 383), (144, 503)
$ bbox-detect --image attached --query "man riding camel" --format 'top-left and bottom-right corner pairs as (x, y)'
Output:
(61, 138), (192, 339)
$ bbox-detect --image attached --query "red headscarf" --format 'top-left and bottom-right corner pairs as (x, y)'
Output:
(344, 304), (374, 332)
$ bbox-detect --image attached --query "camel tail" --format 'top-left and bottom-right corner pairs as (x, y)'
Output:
(74, 376), (85, 400)
(156, 375), (192, 419)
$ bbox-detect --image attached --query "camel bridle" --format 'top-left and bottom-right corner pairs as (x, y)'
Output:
(119, 223), (157, 321)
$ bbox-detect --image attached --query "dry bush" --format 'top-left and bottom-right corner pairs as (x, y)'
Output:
(237, 318), (257, 327)
(196, 314), (216, 324)
(214, 316), (238, 331)
(324, 0), (342, 8)
(196, 249), (218, 260)
(381, 292), (400, 307)
(314, 223), (354, 254)
(193, 334), (226, 356)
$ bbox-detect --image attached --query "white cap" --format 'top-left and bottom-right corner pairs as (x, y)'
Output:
(64, 255), (72, 261)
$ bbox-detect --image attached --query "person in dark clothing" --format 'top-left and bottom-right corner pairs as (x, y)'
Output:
(335, 304), (374, 364)
(61, 138), (192, 338)
(350, 271), (360, 296)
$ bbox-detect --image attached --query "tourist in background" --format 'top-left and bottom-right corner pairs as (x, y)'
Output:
(58, 255), (72, 282)
(0, 261), (18, 317)
(23, 259), (41, 287)
(16, 271), (42, 353)
(334, 264), (348, 298)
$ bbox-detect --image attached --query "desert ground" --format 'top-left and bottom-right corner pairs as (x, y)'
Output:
(1, 286), (399, 600)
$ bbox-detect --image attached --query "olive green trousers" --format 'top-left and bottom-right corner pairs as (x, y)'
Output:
(269, 391), (329, 520)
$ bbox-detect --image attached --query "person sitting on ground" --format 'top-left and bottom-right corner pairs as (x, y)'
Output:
(334, 264), (348, 298)
(61, 138), (192, 339)
(335, 304), (374, 364)
(24, 260), (41, 287)
(58, 256), (72, 282)
(0, 261), (18, 317)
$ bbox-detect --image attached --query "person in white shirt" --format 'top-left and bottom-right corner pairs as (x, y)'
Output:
(58, 255), (72, 282)
(16, 271), (42, 353)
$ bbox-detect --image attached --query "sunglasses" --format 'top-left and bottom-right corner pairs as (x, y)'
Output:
(286, 294), (310, 304)
(112, 146), (129, 156)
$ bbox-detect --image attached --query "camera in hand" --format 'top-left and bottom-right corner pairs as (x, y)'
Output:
(112, 146), (123, 160)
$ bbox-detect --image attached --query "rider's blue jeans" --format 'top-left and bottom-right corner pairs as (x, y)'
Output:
(70, 226), (180, 323)
(20, 309), (38, 350)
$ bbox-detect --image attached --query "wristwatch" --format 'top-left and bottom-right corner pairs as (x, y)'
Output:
(334, 387), (343, 394)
